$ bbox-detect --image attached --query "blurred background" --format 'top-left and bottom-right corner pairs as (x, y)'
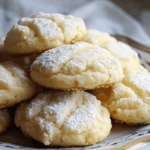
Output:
(0, 0), (150, 46)
(113, 0), (150, 36)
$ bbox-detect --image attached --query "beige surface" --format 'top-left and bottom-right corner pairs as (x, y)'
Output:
(4, 12), (88, 55)
(0, 108), (10, 134)
(0, 61), (38, 108)
(31, 42), (123, 90)
(15, 90), (111, 146)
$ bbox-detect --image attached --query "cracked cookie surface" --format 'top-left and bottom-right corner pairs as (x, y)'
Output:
(84, 30), (140, 75)
(15, 90), (111, 146)
(84, 29), (117, 47)
(104, 42), (140, 75)
(30, 42), (123, 90)
(4, 12), (88, 55)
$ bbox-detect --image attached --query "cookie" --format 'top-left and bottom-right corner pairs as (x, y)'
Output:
(0, 38), (37, 66)
(84, 29), (117, 47)
(4, 12), (88, 56)
(93, 73), (150, 124)
(0, 61), (38, 108)
(15, 90), (111, 146)
(0, 108), (10, 133)
(30, 42), (123, 90)
(104, 42), (140, 75)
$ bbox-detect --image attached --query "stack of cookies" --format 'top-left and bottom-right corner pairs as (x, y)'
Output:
(0, 12), (150, 147)
(86, 29), (150, 125)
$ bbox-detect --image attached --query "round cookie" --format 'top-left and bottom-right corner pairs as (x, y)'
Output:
(84, 29), (117, 47)
(0, 108), (10, 134)
(15, 90), (112, 146)
(93, 73), (150, 125)
(30, 42), (123, 90)
(4, 12), (88, 56)
(0, 61), (38, 108)
(104, 42), (140, 75)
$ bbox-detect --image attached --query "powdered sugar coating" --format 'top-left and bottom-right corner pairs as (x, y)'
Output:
(15, 90), (111, 146)
(33, 18), (61, 40)
(94, 73), (150, 124)
(4, 12), (88, 55)
(104, 42), (140, 75)
(84, 29), (117, 47)
(123, 73), (150, 97)
(85, 30), (140, 75)
(0, 61), (37, 108)
(105, 42), (137, 57)
(64, 100), (101, 133)
(129, 74), (150, 93)
(31, 42), (123, 90)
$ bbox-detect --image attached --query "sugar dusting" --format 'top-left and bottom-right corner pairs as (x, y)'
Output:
(31, 42), (85, 73)
(33, 18), (62, 39)
(26, 91), (77, 128)
(64, 92), (101, 133)
(32, 42), (122, 76)
(64, 102), (99, 133)
(130, 74), (150, 92)
(35, 117), (54, 138)
(43, 99), (70, 124)
(20, 12), (86, 44)
(24, 91), (101, 133)
(106, 42), (137, 57)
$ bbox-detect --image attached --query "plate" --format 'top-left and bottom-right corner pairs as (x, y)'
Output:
(0, 38), (150, 150)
